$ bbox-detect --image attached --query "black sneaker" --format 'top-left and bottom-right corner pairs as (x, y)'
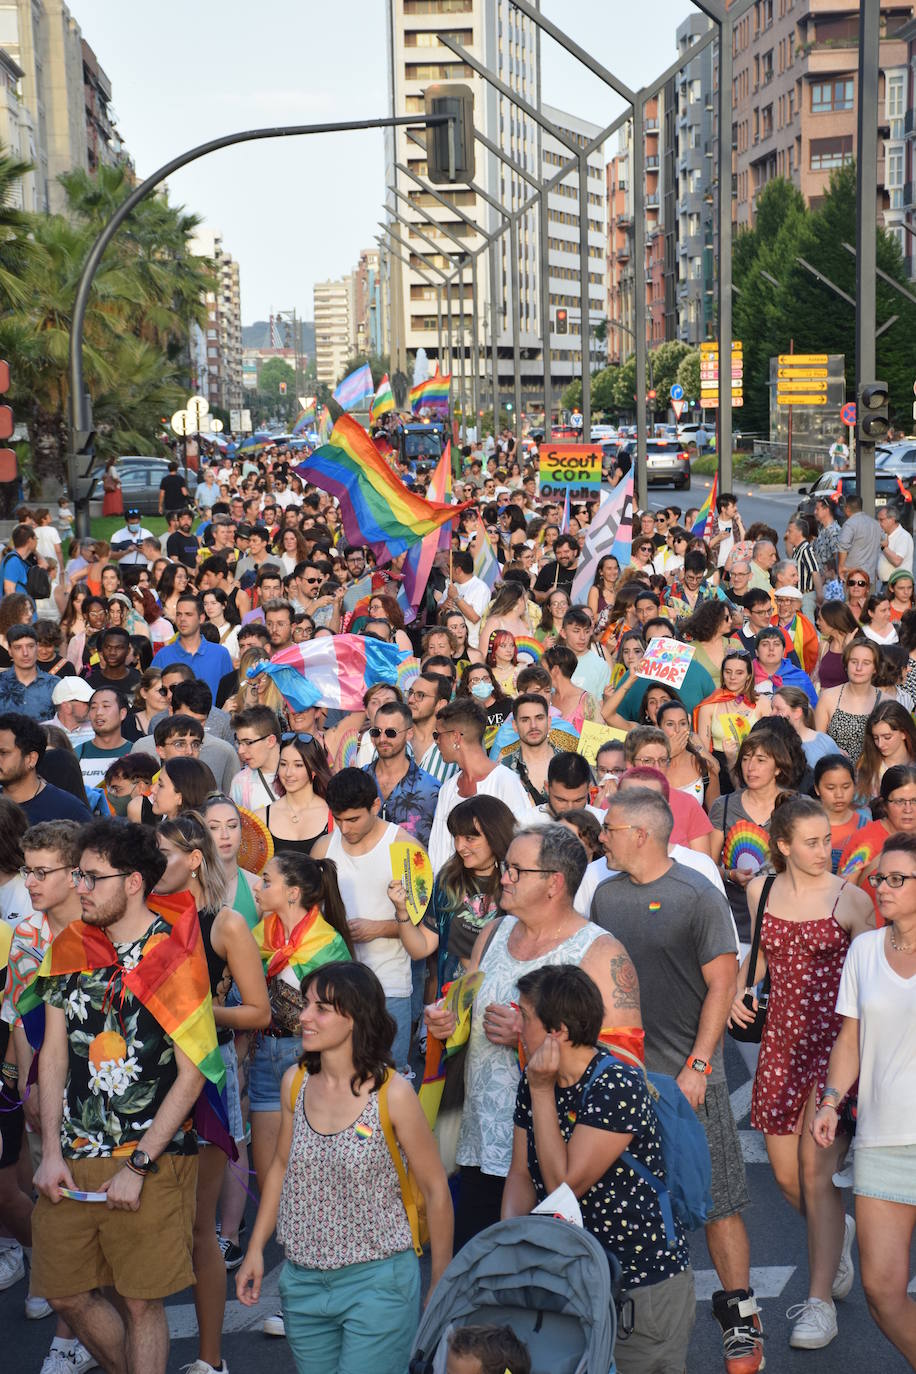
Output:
(712, 1288), (765, 1373)
(218, 1237), (244, 1271)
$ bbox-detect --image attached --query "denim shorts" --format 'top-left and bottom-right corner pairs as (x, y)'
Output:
(199, 1040), (245, 1144)
(249, 1033), (303, 1114)
(854, 1143), (916, 1205)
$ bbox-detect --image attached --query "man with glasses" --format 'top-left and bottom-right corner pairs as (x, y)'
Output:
(405, 672), (456, 783)
(592, 788), (763, 1374)
(31, 821), (210, 1374)
(230, 705), (282, 809)
(343, 545), (367, 582)
(362, 699), (440, 850)
(263, 598), (295, 654)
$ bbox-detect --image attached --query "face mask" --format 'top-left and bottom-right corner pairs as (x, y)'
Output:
(470, 681), (492, 701)
(107, 792), (131, 817)
(127, 522), (140, 534)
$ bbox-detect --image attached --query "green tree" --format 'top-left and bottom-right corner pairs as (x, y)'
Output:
(337, 353), (390, 389)
(560, 378), (582, 411)
(612, 355), (637, 414)
(0, 147), (35, 306)
(650, 342), (692, 407)
(676, 350), (701, 404)
(258, 358), (296, 395)
(591, 366), (617, 415)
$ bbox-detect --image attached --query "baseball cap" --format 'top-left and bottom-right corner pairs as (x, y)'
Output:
(52, 677), (94, 706)
(235, 523), (253, 539)
(773, 585), (803, 600)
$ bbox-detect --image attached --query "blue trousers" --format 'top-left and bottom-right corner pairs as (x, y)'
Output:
(279, 1248), (420, 1374)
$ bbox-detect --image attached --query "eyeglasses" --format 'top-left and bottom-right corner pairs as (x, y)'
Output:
(847, 579), (868, 587)
(20, 864), (70, 883)
(369, 726), (404, 739)
(886, 796), (916, 809)
(281, 731), (314, 744)
(601, 823), (636, 834)
(71, 869), (131, 891)
(236, 734), (272, 747)
(867, 872), (916, 889)
(499, 862), (558, 882)
(301, 577), (321, 585)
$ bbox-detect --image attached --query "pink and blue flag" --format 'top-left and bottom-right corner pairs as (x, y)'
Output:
(333, 363), (375, 412)
(471, 514), (500, 591)
(402, 443), (456, 614)
(560, 488), (571, 535)
(570, 472), (634, 605)
(247, 634), (410, 713)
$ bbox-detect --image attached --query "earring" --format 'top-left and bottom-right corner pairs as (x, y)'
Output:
(191, 869), (198, 879)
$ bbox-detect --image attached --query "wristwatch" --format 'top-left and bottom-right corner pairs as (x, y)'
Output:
(127, 1148), (159, 1175)
(686, 1056), (712, 1076)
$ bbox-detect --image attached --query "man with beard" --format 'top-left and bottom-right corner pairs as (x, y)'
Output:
(31, 821), (211, 1374)
(498, 693), (561, 807)
(0, 712), (91, 822)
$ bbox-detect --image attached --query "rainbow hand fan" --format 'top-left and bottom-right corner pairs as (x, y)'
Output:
(839, 837), (881, 880)
(514, 635), (543, 663)
(396, 655), (421, 694)
(723, 820), (770, 873)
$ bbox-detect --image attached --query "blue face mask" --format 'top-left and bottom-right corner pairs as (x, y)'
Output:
(470, 681), (492, 701)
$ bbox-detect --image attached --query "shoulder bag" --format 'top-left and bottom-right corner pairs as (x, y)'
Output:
(728, 874), (775, 1045)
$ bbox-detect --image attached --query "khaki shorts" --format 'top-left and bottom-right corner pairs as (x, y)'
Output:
(32, 1154), (198, 1300)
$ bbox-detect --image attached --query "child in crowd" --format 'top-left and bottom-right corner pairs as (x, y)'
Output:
(446, 1324), (532, 1374)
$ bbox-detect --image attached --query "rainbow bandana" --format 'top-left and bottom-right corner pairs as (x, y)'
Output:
(253, 907), (351, 983)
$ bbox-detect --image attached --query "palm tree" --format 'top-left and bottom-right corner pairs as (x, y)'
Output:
(0, 146), (36, 306)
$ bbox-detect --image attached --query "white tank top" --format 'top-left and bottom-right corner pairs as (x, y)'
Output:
(326, 821), (412, 997)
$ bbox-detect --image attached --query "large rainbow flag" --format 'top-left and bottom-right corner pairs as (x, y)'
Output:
(294, 415), (469, 564)
(402, 442), (455, 611)
(333, 362), (375, 412)
(318, 405), (334, 443)
(369, 373), (394, 425)
(253, 907), (351, 982)
(409, 370), (450, 417)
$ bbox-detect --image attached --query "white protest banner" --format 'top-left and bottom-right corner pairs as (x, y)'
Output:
(636, 637), (695, 690)
(570, 472), (634, 605)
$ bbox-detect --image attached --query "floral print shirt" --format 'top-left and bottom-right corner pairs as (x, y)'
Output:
(38, 915), (189, 1160)
(367, 756), (441, 851)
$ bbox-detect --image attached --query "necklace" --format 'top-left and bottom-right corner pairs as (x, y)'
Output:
(889, 924), (915, 953)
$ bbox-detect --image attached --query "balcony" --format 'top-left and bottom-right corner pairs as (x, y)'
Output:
(646, 154), (660, 169)
(645, 192), (660, 207)
(905, 180), (915, 208)
(645, 117), (659, 131)
(616, 246), (631, 262)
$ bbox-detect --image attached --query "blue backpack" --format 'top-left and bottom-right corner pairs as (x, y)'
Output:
(582, 1051), (712, 1248)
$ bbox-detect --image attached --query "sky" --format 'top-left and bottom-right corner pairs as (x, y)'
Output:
(73, 0), (695, 325)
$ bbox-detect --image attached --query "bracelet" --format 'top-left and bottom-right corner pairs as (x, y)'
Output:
(124, 1162), (148, 1178)
(394, 913), (412, 924)
(818, 1100), (839, 1112)
(1, 1060), (19, 1079)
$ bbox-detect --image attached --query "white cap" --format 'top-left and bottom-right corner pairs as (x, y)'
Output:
(52, 677), (94, 706)
(773, 584), (803, 599)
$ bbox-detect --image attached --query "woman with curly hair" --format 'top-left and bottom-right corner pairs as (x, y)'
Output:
(679, 598), (735, 681)
(0, 592), (35, 668)
(586, 554), (620, 625)
(275, 525), (310, 576)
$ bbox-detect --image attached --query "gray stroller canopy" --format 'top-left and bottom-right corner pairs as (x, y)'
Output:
(409, 1215), (616, 1374)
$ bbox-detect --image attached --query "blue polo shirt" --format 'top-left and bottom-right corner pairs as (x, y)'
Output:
(1, 551), (30, 596)
(151, 636), (233, 698)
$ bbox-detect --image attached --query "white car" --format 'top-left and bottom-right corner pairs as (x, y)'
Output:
(590, 425), (618, 442)
(677, 423), (714, 449)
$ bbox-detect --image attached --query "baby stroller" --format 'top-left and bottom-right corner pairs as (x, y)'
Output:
(409, 1215), (619, 1374)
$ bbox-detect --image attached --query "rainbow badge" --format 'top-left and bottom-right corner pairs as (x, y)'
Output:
(353, 1122), (373, 1142)
(566, 1109), (577, 1125)
(648, 901), (661, 911)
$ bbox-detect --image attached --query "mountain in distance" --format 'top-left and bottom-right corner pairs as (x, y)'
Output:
(242, 320), (315, 355)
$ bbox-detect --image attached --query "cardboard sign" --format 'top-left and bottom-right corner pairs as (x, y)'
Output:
(538, 444), (603, 491)
(636, 637), (695, 690)
(390, 842), (433, 925)
(576, 720), (627, 766)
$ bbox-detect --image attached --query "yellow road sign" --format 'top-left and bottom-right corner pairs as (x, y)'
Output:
(777, 368), (828, 380)
(778, 353), (827, 365)
(777, 378), (828, 390)
(777, 393), (828, 406)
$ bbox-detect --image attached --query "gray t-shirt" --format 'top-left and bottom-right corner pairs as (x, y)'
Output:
(837, 511), (882, 584)
(589, 861), (738, 1086)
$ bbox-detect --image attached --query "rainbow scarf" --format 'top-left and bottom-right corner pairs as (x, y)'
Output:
(774, 611), (819, 677)
(253, 907), (351, 983)
(295, 416), (469, 564)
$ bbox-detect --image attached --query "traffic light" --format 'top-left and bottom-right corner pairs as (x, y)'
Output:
(556, 309), (568, 335)
(0, 359), (11, 442)
(278, 381), (287, 395)
(857, 381), (889, 442)
(424, 83), (475, 184)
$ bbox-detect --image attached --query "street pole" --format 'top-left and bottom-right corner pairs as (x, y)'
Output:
(856, 0), (880, 517)
(490, 238), (500, 434)
(633, 99), (649, 510)
(717, 12), (734, 493)
(509, 216), (523, 449)
(578, 148), (592, 440)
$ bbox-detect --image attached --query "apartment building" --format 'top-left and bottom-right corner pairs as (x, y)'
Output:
(189, 228), (244, 413)
(81, 39), (131, 177)
(355, 248), (385, 357)
(732, 0), (911, 228)
(541, 104), (607, 393)
(605, 94), (667, 364)
(675, 13), (717, 345)
(384, 0), (542, 402)
(0, 45), (38, 209)
(314, 276), (357, 389)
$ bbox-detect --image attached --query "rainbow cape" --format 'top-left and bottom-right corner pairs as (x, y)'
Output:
(369, 373), (394, 425)
(774, 611), (819, 677)
(295, 416), (469, 564)
(691, 474), (717, 538)
(253, 907), (351, 982)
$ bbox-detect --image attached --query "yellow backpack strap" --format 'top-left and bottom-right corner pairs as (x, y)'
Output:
(378, 1070), (423, 1256)
(288, 1063), (307, 1113)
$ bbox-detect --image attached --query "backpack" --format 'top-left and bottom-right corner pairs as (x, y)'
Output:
(288, 1064), (428, 1256)
(26, 561), (51, 600)
(582, 1050), (712, 1247)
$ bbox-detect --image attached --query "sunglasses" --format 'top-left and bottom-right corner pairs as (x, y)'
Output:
(847, 579), (868, 587)
(281, 731), (314, 744)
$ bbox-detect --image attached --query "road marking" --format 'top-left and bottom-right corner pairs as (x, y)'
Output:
(740, 1130), (769, 1165)
(730, 1080), (753, 1125)
(694, 1266), (795, 1301)
(167, 1262), (282, 1341)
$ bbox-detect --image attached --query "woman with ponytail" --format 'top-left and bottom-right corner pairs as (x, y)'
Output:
(729, 796), (873, 1353)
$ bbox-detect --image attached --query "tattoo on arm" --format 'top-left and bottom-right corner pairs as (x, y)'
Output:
(609, 953), (640, 1011)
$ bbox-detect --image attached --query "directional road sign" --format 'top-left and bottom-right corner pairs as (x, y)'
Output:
(670, 383), (684, 401)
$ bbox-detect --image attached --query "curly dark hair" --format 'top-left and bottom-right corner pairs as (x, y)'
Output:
(298, 962), (395, 1093)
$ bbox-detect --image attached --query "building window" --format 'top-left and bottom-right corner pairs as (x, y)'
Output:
(887, 73), (904, 119)
(887, 148), (904, 188)
(811, 79), (853, 113)
(810, 135), (853, 170)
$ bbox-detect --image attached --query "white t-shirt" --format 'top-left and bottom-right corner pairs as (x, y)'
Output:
(110, 525), (155, 564)
(428, 764), (531, 871)
(325, 821), (411, 998)
(35, 525), (62, 574)
(454, 574), (492, 648)
(877, 523), (914, 585)
(835, 929), (916, 1147)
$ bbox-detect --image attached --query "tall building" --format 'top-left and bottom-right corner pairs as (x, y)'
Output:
(189, 228), (244, 413)
(674, 13), (717, 345)
(384, 0), (542, 406)
(731, 0), (911, 229)
(0, 1), (130, 213)
(355, 248), (385, 357)
(541, 104), (607, 393)
(0, 45), (38, 209)
(314, 276), (357, 388)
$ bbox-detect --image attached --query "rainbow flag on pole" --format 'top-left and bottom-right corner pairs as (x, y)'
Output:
(409, 370), (451, 416)
(402, 443), (456, 611)
(369, 373), (394, 425)
(317, 405), (334, 443)
(333, 362), (375, 412)
(691, 474), (717, 538)
(292, 399), (316, 435)
(294, 415), (469, 564)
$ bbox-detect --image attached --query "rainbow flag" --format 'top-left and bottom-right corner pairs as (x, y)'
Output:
(333, 362), (375, 412)
(369, 373), (394, 425)
(402, 443), (455, 611)
(409, 370), (451, 417)
(776, 611), (819, 677)
(253, 907), (351, 982)
(691, 475), (717, 538)
(470, 513), (500, 591)
(295, 415), (469, 564)
(292, 399), (316, 435)
(318, 405), (334, 443)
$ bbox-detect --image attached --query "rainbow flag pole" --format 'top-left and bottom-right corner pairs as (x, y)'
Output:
(691, 474), (717, 538)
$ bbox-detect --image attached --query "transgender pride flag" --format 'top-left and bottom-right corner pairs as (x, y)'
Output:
(333, 362), (375, 412)
(247, 634), (410, 713)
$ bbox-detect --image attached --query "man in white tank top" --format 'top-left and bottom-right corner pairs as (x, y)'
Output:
(312, 768), (419, 1071)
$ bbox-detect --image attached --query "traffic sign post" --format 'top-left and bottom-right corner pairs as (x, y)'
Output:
(841, 402), (856, 469)
(698, 341), (744, 414)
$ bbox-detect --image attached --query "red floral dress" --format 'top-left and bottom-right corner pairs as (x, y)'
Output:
(750, 905), (849, 1136)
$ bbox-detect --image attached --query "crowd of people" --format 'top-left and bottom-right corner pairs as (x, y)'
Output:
(0, 435), (914, 1374)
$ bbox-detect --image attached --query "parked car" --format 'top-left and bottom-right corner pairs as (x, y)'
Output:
(797, 470), (913, 532)
(612, 439), (691, 490)
(875, 441), (916, 488)
(677, 423), (714, 450)
(90, 457), (198, 517)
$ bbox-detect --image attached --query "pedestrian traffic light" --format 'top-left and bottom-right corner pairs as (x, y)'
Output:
(424, 83), (475, 184)
(857, 381), (889, 442)
(556, 309), (568, 335)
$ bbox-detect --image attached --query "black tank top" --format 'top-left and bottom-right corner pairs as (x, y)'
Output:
(265, 804), (330, 857)
(198, 905), (232, 1045)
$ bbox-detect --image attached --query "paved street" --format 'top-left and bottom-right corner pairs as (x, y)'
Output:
(4, 1026), (914, 1373)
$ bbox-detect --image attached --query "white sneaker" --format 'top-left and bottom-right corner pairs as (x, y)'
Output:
(263, 1311), (285, 1337)
(25, 1293), (53, 1319)
(832, 1213), (856, 1301)
(787, 1298), (838, 1349)
(0, 1243), (24, 1290)
(180, 1361), (228, 1374)
(40, 1345), (99, 1374)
